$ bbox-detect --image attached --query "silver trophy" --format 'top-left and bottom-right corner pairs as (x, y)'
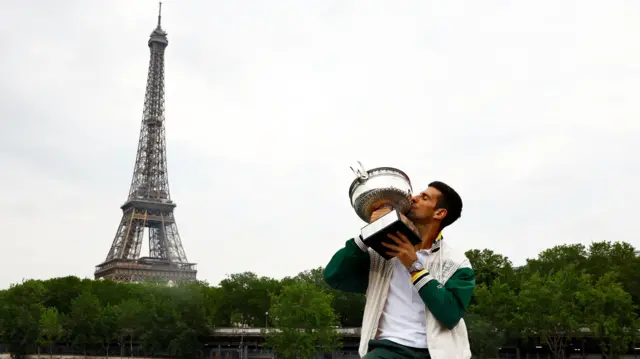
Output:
(348, 162), (422, 259)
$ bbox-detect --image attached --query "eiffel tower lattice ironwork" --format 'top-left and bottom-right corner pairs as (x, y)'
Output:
(95, 3), (197, 283)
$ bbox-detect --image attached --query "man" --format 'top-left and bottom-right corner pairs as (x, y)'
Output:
(323, 181), (475, 359)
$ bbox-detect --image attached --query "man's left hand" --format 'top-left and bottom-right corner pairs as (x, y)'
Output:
(381, 231), (418, 269)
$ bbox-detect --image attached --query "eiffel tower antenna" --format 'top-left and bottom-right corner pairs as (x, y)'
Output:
(157, 2), (162, 28)
(95, 4), (197, 283)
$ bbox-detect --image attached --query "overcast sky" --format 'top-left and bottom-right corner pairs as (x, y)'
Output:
(1, 0), (639, 289)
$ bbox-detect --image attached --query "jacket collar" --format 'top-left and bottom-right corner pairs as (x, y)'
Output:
(420, 232), (443, 254)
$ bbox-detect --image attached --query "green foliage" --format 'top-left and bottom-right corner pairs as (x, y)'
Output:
(585, 241), (640, 306)
(464, 241), (639, 359)
(0, 240), (636, 358)
(587, 272), (638, 358)
(95, 305), (118, 357)
(465, 249), (515, 289)
(67, 291), (102, 352)
(466, 279), (518, 358)
(525, 244), (589, 275)
(0, 280), (46, 357)
(516, 266), (594, 359)
(265, 281), (342, 359)
(284, 267), (366, 327)
(218, 272), (281, 327)
(38, 307), (63, 357)
(466, 312), (504, 359)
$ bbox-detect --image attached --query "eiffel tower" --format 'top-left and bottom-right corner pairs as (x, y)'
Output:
(95, 3), (197, 283)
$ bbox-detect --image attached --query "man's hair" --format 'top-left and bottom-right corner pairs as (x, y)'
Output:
(428, 181), (463, 230)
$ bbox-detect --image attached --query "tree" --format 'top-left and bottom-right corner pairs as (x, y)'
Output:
(204, 285), (225, 327)
(516, 266), (594, 359)
(95, 305), (120, 358)
(466, 312), (505, 359)
(167, 282), (211, 359)
(465, 249), (515, 289)
(587, 272), (638, 359)
(218, 272), (281, 327)
(0, 280), (45, 358)
(67, 292), (102, 357)
(135, 286), (180, 355)
(525, 244), (588, 275)
(289, 267), (366, 327)
(41, 276), (89, 315)
(38, 307), (63, 359)
(88, 277), (141, 307)
(467, 280), (518, 358)
(585, 241), (640, 307)
(117, 299), (144, 357)
(265, 281), (341, 359)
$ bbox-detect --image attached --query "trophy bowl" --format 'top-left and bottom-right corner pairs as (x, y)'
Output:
(348, 162), (421, 259)
(348, 163), (413, 223)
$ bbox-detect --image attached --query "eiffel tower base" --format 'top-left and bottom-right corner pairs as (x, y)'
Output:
(94, 257), (197, 283)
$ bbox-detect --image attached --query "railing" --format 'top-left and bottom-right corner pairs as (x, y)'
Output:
(211, 326), (640, 338)
(95, 259), (197, 273)
(212, 327), (362, 337)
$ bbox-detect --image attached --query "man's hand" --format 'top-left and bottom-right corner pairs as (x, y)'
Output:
(381, 231), (418, 268)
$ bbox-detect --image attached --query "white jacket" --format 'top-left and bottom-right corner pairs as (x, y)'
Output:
(358, 240), (473, 359)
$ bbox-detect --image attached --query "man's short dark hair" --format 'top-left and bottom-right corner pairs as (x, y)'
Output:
(428, 181), (463, 230)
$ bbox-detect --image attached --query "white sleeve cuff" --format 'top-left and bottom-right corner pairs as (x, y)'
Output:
(353, 235), (368, 252)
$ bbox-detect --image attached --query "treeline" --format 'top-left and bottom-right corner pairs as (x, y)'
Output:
(0, 241), (638, 359)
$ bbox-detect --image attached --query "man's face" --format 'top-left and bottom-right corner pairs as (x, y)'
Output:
(407, 186), (447, 224)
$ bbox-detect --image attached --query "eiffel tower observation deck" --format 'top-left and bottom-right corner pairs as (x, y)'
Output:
(95, 3), (197, 283)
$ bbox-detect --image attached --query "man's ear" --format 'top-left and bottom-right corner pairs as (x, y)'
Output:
(434, 208), (447, 221)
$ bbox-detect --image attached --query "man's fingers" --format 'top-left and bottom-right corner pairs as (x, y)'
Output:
(387, 233), (404, 246)
(381, 241), (401, 251)
(389, 232), (411, 247)
(395, 231), (410, 244)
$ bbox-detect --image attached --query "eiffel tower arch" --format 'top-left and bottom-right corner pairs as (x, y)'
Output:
(95, 3), (197, 283)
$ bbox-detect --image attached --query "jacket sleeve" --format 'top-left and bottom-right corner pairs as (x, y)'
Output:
(411, 266), (475, 329)
(322, 237), (371, 294)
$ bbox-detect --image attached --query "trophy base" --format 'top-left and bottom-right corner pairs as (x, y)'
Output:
(360, 209), (422, 260)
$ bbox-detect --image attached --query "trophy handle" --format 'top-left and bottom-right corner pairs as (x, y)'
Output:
(350, 161), (369, 181)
